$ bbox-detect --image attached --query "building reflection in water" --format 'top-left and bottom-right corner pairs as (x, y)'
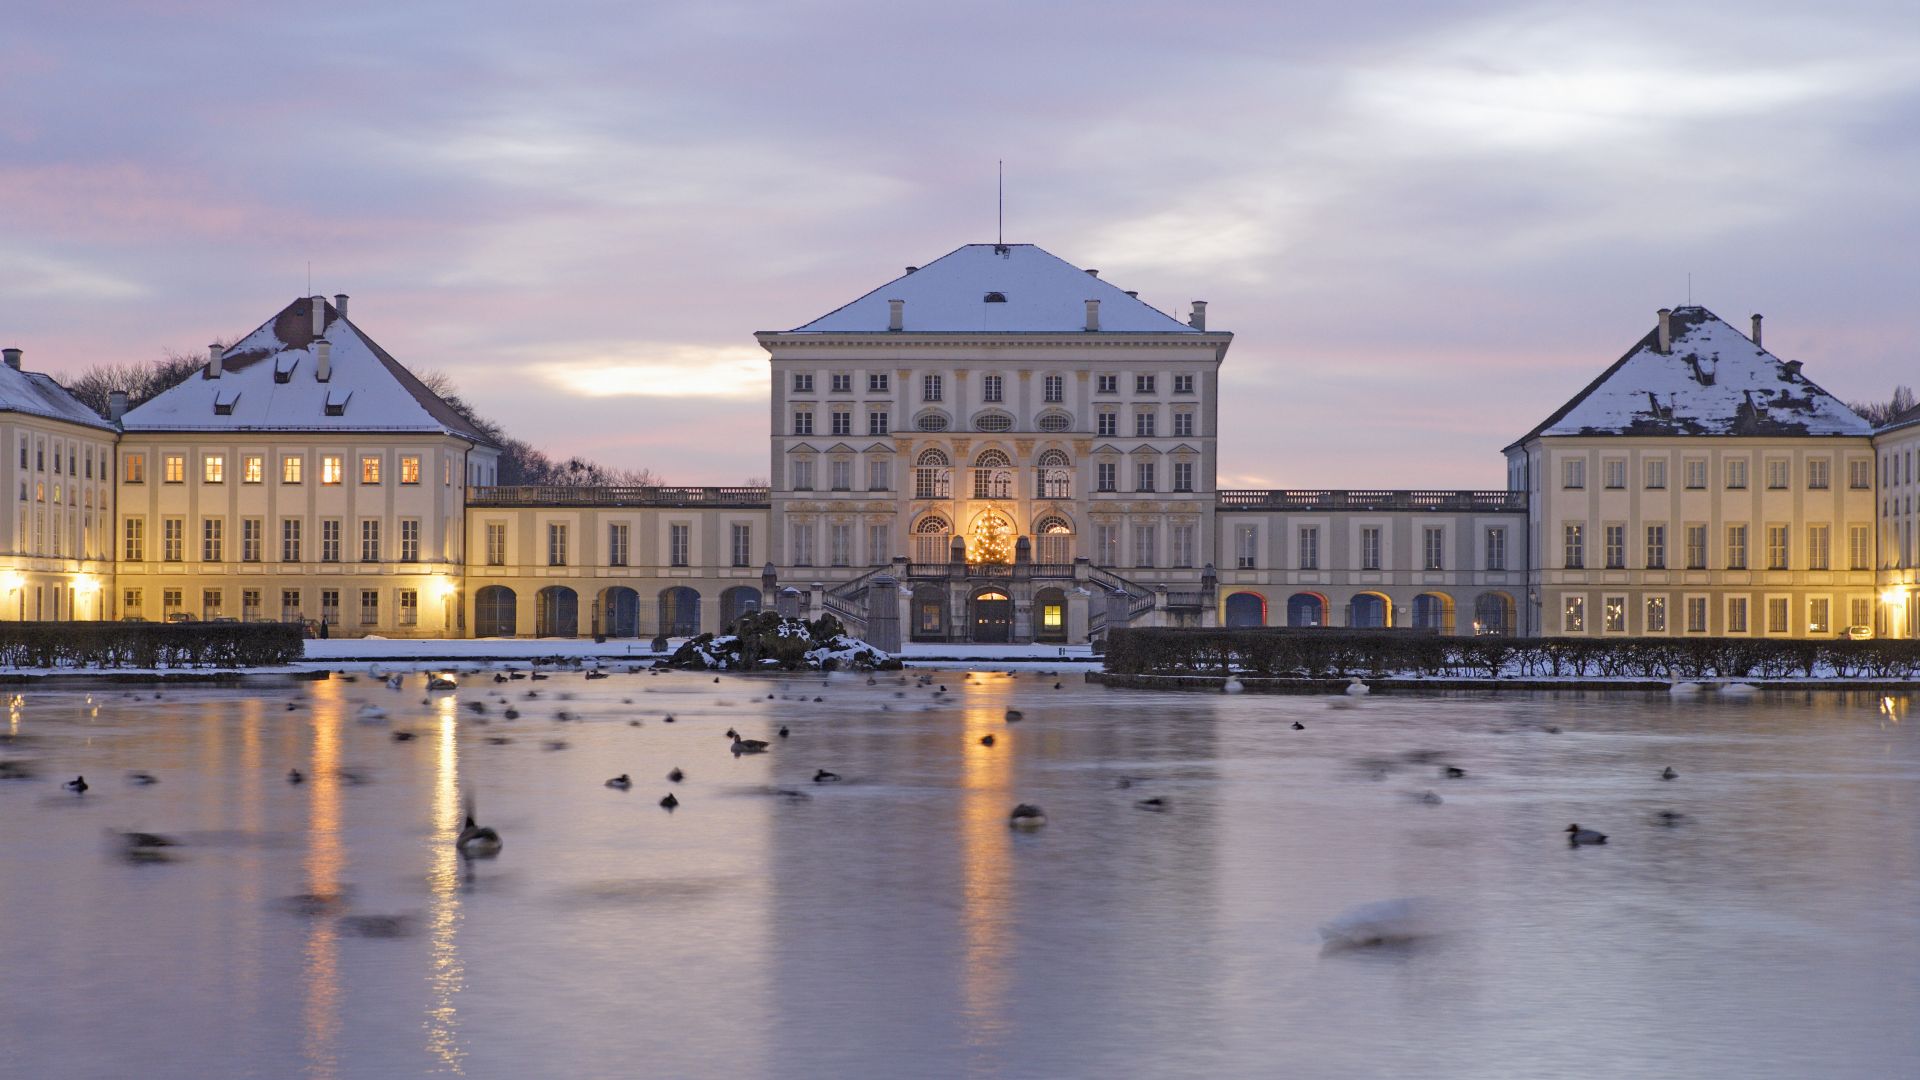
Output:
(301, 680), (344, 1080)
(425, 694), (465, 1073)
(959, 697), (1014, 1059)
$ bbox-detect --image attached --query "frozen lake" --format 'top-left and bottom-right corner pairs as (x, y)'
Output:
(2, 671), (1917, 1079)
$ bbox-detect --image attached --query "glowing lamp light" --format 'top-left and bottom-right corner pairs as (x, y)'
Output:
(74, 575), (98, 593)
(433, 577), (458, 599)
(0, 572), (22, 593)
(1882, 588), (1905, 607)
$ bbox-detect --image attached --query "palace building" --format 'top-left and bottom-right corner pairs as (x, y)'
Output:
(2, 241), (1913, 642)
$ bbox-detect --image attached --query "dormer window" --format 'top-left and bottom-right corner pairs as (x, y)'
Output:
(213, 388), (241, 415)
(275, 355), (299, 383)
(324, 388), (352, 417)
(983, 292), (1007, 303)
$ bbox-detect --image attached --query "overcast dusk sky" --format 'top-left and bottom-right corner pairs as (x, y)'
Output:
(6, 1), (1920, 487)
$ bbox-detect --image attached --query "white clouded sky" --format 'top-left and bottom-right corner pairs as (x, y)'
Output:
(4, 0), (1920, 486)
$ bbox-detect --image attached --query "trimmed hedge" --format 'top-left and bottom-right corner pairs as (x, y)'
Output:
(0, 622), (305, 670)
(1104, 628), (1920, 680)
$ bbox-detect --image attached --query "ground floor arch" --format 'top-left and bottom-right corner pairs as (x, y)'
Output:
(1224, 591), (1267, 628)
(536, 586), (578, 637)
(475, 585), (517, 637)
(720, 586), (760, 632)
(969, 587), (1012, 643)
(1474, 591), (1516, 635)
(1412, 592), (1455, 634)
(1034, 587), (1069, 642)
(599, 586), (639, 637)
(659, 586), (701, 637)
(1287, 592), (1327, 628)
(1347, 592), (1390, 629)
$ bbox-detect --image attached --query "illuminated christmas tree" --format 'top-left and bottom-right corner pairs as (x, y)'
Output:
(969, 510), (1015, 565)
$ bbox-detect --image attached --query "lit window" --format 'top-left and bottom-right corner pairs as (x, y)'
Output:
(321, 456), (342, 485)
(124, 455), (145, 483)
(242, 455), (263, 483)
(283, 456), (304, 484)
(400, 456), (421, 484)
(164, 455), (185, 483)
(361, 456), (382, 484)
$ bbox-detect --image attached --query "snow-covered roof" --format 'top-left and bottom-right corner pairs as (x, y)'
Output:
(786, 244), (1200, 334)
(120, 297), (494, 445)
(0, 358), (115, 431)
(1510, 306), (1872, 448)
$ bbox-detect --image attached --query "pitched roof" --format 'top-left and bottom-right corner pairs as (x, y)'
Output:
(786, 244), (1200, 334)
(0, 358), (115, 431)
(120, 296), (494, 445)
(1508, 306), (1872, 448)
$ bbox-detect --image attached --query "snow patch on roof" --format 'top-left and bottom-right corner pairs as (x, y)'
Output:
(1518, 306), (1872, 443)
(0, 363), (114, 430)
(788, 244), (1199, 334)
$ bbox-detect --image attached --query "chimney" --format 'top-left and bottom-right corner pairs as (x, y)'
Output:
(1751, 312), (1763, 348)
(1085, 299), (1101, 332)
(0, 347), (19, 371)
(887, 299), (904, 331)
(1189, 300), (1208, 331)
(108, 390), (128, 422)
(310, 296), (326, 337)
(1085, 268), (1099, 278)
(207, 343), (224, 379)
(333, 294), (349, 320)
(904, 266), (918, 275)
(1657, 308), (1673, 354)
(315, 340), (332, 382)
(1783, 359), (1804, 378)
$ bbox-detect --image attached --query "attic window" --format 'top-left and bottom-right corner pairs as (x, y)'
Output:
(324, 388), (352, 417)
(983, 292), (1007, 303)
(213, 389), (241, 416)
(274, 355), (299, 384)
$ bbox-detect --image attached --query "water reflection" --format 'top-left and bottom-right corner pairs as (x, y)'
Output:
(958, 696), (1013, 1060)
(425, 696), (465, 1073)
(302, 680), (344, 1080)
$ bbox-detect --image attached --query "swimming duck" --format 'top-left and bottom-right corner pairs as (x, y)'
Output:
(1053, 682), (1063, 690)
(456, 815), (502, 857)
(1346, 677), (1371, 696)
(503, 708), (520, 720)
(731, 735), (770, 754)
(779, 726), (790, 738)
(1222, 678), (1245, 694)
(1005, 709), (1024, 722)
(667, 767), (684, 782)
(1292, 721), (1306, 730)
(64, 775), (88, 794)
(1566, 824), (1607, 846)
(606, 774), (632, 790)
(1136, 797), (1169, 812)
(1660, 767), (1678, 780)
(356, 705), (389, 722)
(1008, 804), (1047, 829)
(494, 673), (509, 684)
(117, 830), (177, 862)
(530, 672), (549, 681)
(1653, 810), (1688, 827)
(813, 769), (841, 783)
(659, 793), (679, 810)
(287, 769), (304, 785)
(1443, 766), (1467, 779)
(980, 734), (996, 747)
(585, 670), (609, 680)
(128, 771), (159, 785)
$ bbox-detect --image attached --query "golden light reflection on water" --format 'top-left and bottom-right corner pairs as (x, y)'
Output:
(302, 680), (344, 1080)
(425, 694), (466, 1073)
(958, 693), (1013, 1057)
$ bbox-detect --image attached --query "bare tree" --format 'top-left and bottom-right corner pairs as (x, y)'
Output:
(1849, 385), (1915, 427)
(63, 341), (231, 418)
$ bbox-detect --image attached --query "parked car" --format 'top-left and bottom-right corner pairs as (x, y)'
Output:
(1844, 625), (1875, 641)
(165, 612), (197, 624)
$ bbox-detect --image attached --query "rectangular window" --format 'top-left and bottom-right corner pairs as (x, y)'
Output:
(1645, 524), (1666, 569)
(922, 375), (943, 402)
(124, 454), (145, 483)
(1135, 462), (1155, 492)
(1236, 525), (1258, 569)
(1564, 596), (1585, 633)
(242, 455), (263, 483)
(321, 456), (342, 485)
(203, 589), (222, 620)
(1134, 412), (1156, 437)
(400, 456), (421, 484)
(670, 523), (690, 567)
(547, 523), (567, 567)
(868, 523), (889, 565)
(282, 455), (303, 484)
(1133, 524), (1156, 568)
(360, 519), (380, 562)
(1603, 459), (1625, 489)
(830, 523), (851, 567)
(1685, 459), (1707, 489)
(792, 372), (813, 393)
(1562, 459), (1585, 489)
(1851, 525), (1871, 571)
(1043, 375), (1064, 402)
(1727, 459), (1748, 489)
(1767, 596), (1789, 634)
(1686, 525), (1707, 569)
(791, 522), (814, 566)
(1728, 597), (1748, 633)
(1097, 374), (1118, 394)
(123, 589), (142, 618)
(1727, 525), (1748, 570)
(1173, 411), (1194, 437)
(399, 519), (420, 563)
(1097, 462), (1116, 492)
(1097, 412), (1117, 437)
(1850, 459), (1873, 489)
(202, 518), (223, 562)
(1173, 461), (1194, 492)
(1765, 459), (1789, 489)
(830, 410), (851, 436)
(242, 518), (262, 562)
(1646, 597), (1667, 632)
(830, 459), (851, 491)
(1298, 526), (1319, 570)
(486, 522), (506, 566)
(1096, 525), (1119, 565)
(164, 455), (185, 483)
(731, 523), (752, 567)
(398, 589), (418, 627)
(1135, 374), (1156, 394)
(868, 373), (889, 392)
(1173, 373), (1194, 394)
(360, 590), (379, 627)
(1808, 597), (1830, 634)
(321, 519), (341, 563)
(1604, 524), (1625, 569)
(785, 458), (813, 492)
(868, 410), (889, 436)
(982, 374), (1003, 402)
(1687, 596), (1708, 633)
(1767, 525), (1789, 570)
(793, 410), (813, 436)
(608, 523), (629, 567)
(1563, 523), (1585, 569)
(1808, 459), (1830, 490)
(1361, 527), (1383, 571)
(360, 456), (381, 484)
(1485, 527), (1506, 571)
(320, 589), (339, 626)
(830, 373), (852, 394)
(1172, 524), (1196, 568)
(1852, 597), (1873, 629)
(163, 588), (183, 617)
(1808, 525), (1830, 571)
(241, 589), (261, 620)
(123, 517), (144, 561)
(1645, 459), (1667, 489)
(868, 458), (890, 491)
(1603, 596), (1627, 633)
(282, 519), (302, 562)
(1424, 526), (1445, 570)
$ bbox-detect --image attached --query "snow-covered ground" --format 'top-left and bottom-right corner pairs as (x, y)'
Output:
(293, 637), (1101, 673)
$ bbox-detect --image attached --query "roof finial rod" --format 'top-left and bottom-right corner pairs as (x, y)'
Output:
(997, 159), (1003, 246)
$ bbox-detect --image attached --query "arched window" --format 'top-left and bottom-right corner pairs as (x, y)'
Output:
(913, 451), (951, 499)
(1036, 449), (1072, 499)
(1035, 516), (1074, 564)
(913, 515), (952, 564)
(914, 411), (950, 432)
(974, 449), (1011, 468)
(916, 448), (949, 466)
(972, 449), (1014, 499)
(1037, 449), (1070, 467)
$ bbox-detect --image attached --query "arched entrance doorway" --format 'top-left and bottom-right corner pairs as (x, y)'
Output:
(911, 586), (949, 641)
(535, 586), (578, 637)
(970, 588), (1012, 643)
(1348, 593), (1389, 628)
(1034, 587), (1068, 642)
(1286, 593), (1326, 628)
(600, 586), (640, 637)
(474, 585), (517, 637)
(1474, 592), (1516, 635)
(658, 586), (701, 637)
(720, 586), (760, 632)
(1412, 593), (1455, 634)
(1224, 592), (1267, 628)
